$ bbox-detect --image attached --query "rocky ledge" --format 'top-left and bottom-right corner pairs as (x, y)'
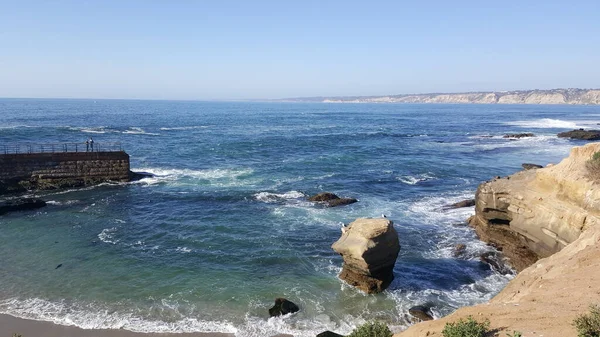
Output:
(468, 142), (600, 271)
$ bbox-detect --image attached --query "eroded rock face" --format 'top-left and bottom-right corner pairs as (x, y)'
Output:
(469, 143), (600, 271)
(331, 218), (400, 294)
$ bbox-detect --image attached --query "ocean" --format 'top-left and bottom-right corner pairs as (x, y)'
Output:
(1, 99), (599, 337)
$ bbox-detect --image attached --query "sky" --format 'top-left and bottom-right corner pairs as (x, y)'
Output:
(0, 0), (599, 100)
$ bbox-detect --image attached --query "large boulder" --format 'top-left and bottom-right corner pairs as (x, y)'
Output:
(0, 198), (47, 215)
(331, 218), (400, 294)
(308, 192), (357, 207)
(268, 298), (299, 317)
(445, 199), (475, 209)
(408, 305), (434, 322)
(557, 129), (600, 140)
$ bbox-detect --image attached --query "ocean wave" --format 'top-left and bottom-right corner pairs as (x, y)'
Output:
(396, 173), (435, 185)
(254, 190), (306, 203)
(122, 127), (160, 136)
(0, 297), (237, 334)
(132, 167), (256, 187)
(504, 118), (599, 129)
(159, 126), (210, 131)
(474, 135), (568, 151)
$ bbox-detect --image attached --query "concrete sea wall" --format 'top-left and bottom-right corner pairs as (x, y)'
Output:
(0, 151), (131, 193)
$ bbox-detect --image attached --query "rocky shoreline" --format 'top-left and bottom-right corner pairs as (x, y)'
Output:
(394, 142), (600, 336)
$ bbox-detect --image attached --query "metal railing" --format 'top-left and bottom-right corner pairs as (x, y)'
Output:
(1, 142), (123, 154)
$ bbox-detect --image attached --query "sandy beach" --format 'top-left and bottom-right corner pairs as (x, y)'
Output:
(1, 314), (240, 337)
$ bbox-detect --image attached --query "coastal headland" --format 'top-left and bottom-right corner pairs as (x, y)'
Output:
(395, 142), (600, 337)
(281, 88), (600, 105)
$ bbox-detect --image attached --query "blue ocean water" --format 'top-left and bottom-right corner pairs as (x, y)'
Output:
(1, 99), (599, 336)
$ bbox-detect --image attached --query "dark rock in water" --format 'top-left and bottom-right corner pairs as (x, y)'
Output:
(557, 129), (600, 140)
(308, 192), (357, 207)
(316, 331), (345, 337)
(522, 163), (543, 170)
(268, 298), (299, 317)
(55, 264), (63, 269)
(408, 305), (434, 321)
(480, 251), (512, 275)
(0, 198), (47, 215)
(453, 243), (467, 257)
(445, 199), (475, 209)
(503, 133), (535, 139)
(128, 170), (155, 181)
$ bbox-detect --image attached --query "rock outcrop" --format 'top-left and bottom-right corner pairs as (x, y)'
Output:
(445, 199), (475, 209)
(331, 218), (400, 294)
(0, 198), (46, 215)
(268, 298), (299, 317)
(521, 163), (543, 170)
(308, 192), (358, 207)
(469, 142), (600, 271)
(557, 129), (600, 140)
(503, 133), (534, 139)
(394, 143), (600, 337)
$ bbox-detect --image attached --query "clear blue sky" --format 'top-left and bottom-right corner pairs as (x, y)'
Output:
(0, 0), (599, 100)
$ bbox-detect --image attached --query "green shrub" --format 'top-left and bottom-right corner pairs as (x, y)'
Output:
(442, 316), (490, 337)
(586, 152), (600, 181)
(573, 304), (600, 337)
(348, 321), (393, 337)
(506, 331), (522, 337)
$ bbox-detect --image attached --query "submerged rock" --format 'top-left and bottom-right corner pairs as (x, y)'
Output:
(445, 199), (475, 209)
(503, 133), (535, 139)
(522, 163), (543, 170)
(331, 218), (400, 294)
(268, 298), (299, 317)
(557, 129), (600, 140)
(316, 331), (345, 337)
(128, 170), (155, 181)
(408, 305), (434, 322)
(308, 192), (357, 207)
(0, 198), (47, 215)
(453, 243), (467, 257)
(480, 251), (513, 275)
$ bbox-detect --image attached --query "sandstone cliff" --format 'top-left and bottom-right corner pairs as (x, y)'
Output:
(394, 142), (600, 336)
(470, 142), (600, 271)
(285, 88), (600, 105)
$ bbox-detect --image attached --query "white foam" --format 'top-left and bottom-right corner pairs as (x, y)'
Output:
(132, 167), (256, 187)
(504, 118), (599, 129)
(397, 173), (435, 185)
(123, 127), (160, 136)
(175, 247), (192, 253)
(474, 135), (567, 151)
(254, 191), (306, 203)
(0, 298), (237, 334)
(98, 227), (119, 245)
(159, 126), (210, 131)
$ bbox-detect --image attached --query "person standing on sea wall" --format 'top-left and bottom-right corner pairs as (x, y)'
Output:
(85, 138), (89, 152)
(89, 137), (94, 152)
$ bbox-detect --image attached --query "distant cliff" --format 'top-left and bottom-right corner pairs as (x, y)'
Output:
(283, 88), (600, 105)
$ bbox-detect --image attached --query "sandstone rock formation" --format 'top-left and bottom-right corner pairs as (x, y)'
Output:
(331, 218), (400, 294)
(393, 143), (600, 337)
(394, 225), (600, 337)
(557, 129), (600, 140)
(469, 142), (600, 271)
(308, 192), (358, 207)
(268, 298), (299, 317)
